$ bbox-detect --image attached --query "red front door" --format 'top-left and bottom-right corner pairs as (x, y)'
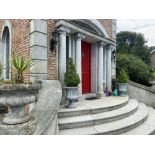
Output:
(82, 41), (91, 94)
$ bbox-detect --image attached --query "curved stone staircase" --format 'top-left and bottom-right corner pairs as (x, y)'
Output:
(58, 97), (155, 135)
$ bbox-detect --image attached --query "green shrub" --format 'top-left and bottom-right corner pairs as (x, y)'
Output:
(11, 56), (32, 84)
(152, 71), (155, 78)
(0, 62), (2, 78)
(117, 69), (128, 83)
(64, 58), (80, 87)
(116, 53), (151, 85)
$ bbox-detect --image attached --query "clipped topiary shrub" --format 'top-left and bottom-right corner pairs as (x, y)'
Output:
(117, 69), (128, 83)
(64, 58), (80, 87)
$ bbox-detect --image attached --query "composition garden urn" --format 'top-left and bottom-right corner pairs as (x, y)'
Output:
(0, 83), (41, 125)
(118, 83), (128, 97)
(64, 87), (78, 108)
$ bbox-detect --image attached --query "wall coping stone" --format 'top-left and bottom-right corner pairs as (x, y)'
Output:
(129, 80), (155, 93)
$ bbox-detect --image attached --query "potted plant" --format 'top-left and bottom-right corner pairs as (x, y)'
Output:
(117, 69), (128, 97)
(0, 56), (41, 124)
(64, 58), (80, 108)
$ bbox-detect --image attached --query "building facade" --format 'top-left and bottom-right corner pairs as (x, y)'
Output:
(0, 19), (116, 100)
(150, 49), (155, 69)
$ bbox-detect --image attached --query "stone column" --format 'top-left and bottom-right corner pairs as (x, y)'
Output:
(75, 33), (85, 99)
(58, 27), (70, 85)
(97, 42), (104, 97)
(106, 45), (112, 92)
(103, 46), (107, 91)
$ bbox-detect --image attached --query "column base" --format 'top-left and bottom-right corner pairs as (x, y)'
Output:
(78, 94), (84, 102)
(96, 92), (104, 98)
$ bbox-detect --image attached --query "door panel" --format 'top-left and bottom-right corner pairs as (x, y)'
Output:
(81, 41), (91, 94)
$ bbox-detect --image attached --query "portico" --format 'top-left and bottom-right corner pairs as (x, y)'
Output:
(55, 19), (115, 102)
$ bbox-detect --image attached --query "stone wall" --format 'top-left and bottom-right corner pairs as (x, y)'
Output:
(0, 19), (30, 81)
(128, 80), (155, 108)
(0, 19), (57, 82)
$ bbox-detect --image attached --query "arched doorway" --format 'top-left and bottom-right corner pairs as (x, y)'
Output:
(2, 26), (10, 79)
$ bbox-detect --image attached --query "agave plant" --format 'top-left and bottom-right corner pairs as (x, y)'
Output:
(11, 56), (32, 84)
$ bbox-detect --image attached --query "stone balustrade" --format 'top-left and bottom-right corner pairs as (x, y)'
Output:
(128, 80), (155, 108)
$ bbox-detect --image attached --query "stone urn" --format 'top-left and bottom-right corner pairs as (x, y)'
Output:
(0, 83), (41, 124)
(118, 83), (128, 97)
(64, 87), (78, 108)
(149, 79), (155, 89)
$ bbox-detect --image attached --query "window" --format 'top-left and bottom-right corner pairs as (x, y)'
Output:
(2, 27), (10, 79)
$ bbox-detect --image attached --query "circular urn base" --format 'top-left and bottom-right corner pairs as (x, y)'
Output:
(3, 106), (30, 125)
(0, 83), (41, 125)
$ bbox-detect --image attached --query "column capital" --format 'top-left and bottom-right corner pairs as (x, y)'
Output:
(105, 44), (115, 51)
(97, 41), (106, 47)
(57, 26), (70, 35)
(74, 33), (85, 40)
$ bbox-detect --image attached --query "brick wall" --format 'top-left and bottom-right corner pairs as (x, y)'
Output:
(99, 19), (113, 39)
(47, 19), (57, 80)
(0, 19), (114, 82)
(0, 19), (30, 82)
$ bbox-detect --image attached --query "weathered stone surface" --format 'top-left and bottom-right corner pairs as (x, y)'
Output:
(59, 99), (137, 130)
(0, 83), (41, 125)
(59, 96), (129, 118)
(30, 32), (47, 47)
(0, 115), (36, 135)
(123, 106), (155, 135)
(59, 103), (148, 135)
(30, 46), (47, 60)
(30, 20), (47, 34)
(32, 80), (62, 135)
(128, 81), (155, 108)
(30, 60), (47, 74)
(0, 80), (62, 135)
(30, 74), (48, 82)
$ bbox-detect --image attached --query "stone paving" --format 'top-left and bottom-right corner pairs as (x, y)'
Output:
(58, 96), (155, 135)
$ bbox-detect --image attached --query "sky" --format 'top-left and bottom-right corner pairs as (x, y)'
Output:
(117, 20), (155, 47)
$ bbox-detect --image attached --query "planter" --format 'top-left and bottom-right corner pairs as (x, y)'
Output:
(118, 83), (128, 97)
(149, 79), (155, 89)
(64, 87), (78, 108)
(0, 83), (41, 124)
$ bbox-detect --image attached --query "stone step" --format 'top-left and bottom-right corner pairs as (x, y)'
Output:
(59, 99), (138, 130)
(122, 106), (155, 135)
(59, 103), (148, 135)
(58, 97), (128, 118)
